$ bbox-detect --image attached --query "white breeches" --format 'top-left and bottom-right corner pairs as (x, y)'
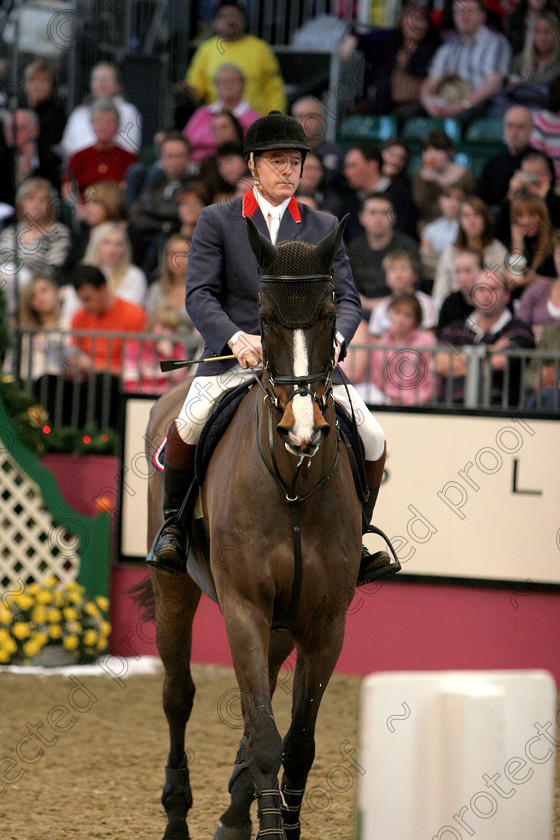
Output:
(176, 366), (385, 461)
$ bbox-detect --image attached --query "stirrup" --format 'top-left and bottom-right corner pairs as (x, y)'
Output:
(146, 519), (187, 575)
(358, 524), (401, 585)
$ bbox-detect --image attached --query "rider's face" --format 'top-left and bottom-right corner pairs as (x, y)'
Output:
(251, 150), (302, 206)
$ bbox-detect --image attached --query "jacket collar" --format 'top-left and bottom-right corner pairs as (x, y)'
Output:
(242, 189), (301, 241)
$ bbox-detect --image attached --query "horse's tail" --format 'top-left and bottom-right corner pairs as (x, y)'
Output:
(127, 576), (155, 622)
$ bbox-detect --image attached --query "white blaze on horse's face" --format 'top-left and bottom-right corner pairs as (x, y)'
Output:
(285, 329), (316, 456)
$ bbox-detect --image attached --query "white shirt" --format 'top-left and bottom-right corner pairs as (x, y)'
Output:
(253, 187), (291, 244)
(60, 95), (142, 158)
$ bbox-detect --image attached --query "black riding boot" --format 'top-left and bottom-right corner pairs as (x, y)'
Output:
(147, 423), (196, 575)
(357, 448), (401, 586)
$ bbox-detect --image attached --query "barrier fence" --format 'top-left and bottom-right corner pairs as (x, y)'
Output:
(4, 326), (560, 433)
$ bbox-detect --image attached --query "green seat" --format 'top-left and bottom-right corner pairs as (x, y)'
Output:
(402, 117), (462, 144)
(464, 118), (504, 143)
(337, 115), (398, 143)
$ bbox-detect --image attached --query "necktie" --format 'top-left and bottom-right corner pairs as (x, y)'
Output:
(267, 209), (280, 245)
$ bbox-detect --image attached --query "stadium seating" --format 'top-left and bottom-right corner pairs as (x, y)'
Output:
(337, 115), (398, 144)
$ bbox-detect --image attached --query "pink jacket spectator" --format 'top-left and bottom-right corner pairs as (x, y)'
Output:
(369, 329), (437, 406)
(183, 101), (261, 164)
(123, 338), (186, 394)
(530, 110), (560, 183)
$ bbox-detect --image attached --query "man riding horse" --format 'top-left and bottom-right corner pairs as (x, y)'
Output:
(147, 110), (400, 585)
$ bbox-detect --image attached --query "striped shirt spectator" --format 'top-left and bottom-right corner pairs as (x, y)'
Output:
(530, 79), (560, 183)
(428, 26), (511, 90)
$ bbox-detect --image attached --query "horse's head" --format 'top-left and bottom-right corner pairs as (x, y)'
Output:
(247, 216), (347, 458)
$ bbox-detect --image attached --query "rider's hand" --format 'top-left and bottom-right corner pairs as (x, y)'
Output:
(232, 333), (262, 369)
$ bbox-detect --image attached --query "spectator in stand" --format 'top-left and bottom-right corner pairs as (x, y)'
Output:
(420, 0), (512, 125)
(0, 109), (62, 204)
(343, 144), (418, 240)
(421, 185), (464, 283)
(60, 180), (145, 282)
(517, 230), (560, 339)
(380, 139), (411, 190)
(145, 235), (203, 358)
(478, 106), (533, 209)
(346, 193), (420, 329)
(495, 148), (560, 241)
(525, 321), (560, 410)
(7, 275), (70, 380)
(20, 60), (66, 164)
(411, 130), (475, 229)
(531, 77), (560, 183)
(503, 192), (556, 302)
(60, 62), (141, 158)
(351, 294), (437, 406)
(432, 195), (508, 312)
(70, 264), (147, 427)
(184, 1), (287, 115)
(506, 0), (558, 58)
(83, 222), (147, 308)
(436, 247), (480, 335)
(0, 178), (70, 319)
(123, 306), (188, 395)
(65, 101), (138, 199)
(368, 250), (437, 337)
(212, 142), (249, 202)
(212, 111), (244, 149)
(339, 2), (440, 120)
(130, 132), (194, 244)
(183, 64), (260, 165)
(291, 97), (345, 187)
(436, 267), (535, 405)
(510, 12), (560, 86)
(295, 151), (343, 218)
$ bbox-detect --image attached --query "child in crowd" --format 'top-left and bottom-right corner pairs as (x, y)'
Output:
(420, 185), (464, 283)
(357, 294), (437, 406)
(368, 250), (437, 337)
(123, 306), (186, 395)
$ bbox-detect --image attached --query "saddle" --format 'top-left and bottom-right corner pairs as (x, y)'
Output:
(153, 382), (368, 604)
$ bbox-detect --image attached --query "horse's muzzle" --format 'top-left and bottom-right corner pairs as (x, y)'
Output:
(277, 423), (330, 457)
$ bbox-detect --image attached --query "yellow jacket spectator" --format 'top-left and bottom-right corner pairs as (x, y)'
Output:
(185, 2), (286, 115)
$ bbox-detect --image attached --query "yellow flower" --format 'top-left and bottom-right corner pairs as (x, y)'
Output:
(62, 635), (79, 651)
(12, 622), (31, 640)
(23, 638), (42, 657)
(4, 636), (17, 654)
(53, 591), (64, 607)
(0, 628), (9, 643)
(46, 608), (62, 623)
(0, 604), (12, 624)
(96, 636), (109, 651)
(49, 624), (62, 640)
(82, 629), (98, 647)
(34, 631), (49, 647)
(95, 596), (109, 612)
(44, 576), (58, 588)
(12, 593), (33, 611)
(69, 591), (82, 605)
(0, 648), (12, 663)
(84, 602), (99, 617)
(63, 607), (78, 621)
(26, 404), (48, 428)
(27, 583), (40, 595)
(36, 589), (53, 605)
(100, 621), (111, 636)
(31, 606), (47, 624)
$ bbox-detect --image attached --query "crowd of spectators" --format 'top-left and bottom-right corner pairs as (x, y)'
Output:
(0, 0), (559, 420)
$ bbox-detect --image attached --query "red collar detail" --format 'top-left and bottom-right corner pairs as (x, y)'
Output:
(242, 189), (301, 223)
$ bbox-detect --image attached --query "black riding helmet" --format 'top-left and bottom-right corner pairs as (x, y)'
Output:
(244, 111), (310, 174)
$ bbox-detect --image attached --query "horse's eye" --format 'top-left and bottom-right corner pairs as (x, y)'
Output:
(261, 317), (271, 329)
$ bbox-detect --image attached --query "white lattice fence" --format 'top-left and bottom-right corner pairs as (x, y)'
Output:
(0, 438), (82, 590)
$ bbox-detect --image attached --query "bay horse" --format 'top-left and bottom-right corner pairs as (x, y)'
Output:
(145, 217), (362, 840)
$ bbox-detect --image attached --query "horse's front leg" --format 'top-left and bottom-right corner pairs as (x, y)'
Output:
(221, 599), (285, 840)
(150, 570), (201, 840)
(215, 630), (295, 840)
(280, 618), (346, 840)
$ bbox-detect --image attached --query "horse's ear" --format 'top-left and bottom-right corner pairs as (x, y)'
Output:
(314, 214), (349, 273)
(246, 216), (276, 271)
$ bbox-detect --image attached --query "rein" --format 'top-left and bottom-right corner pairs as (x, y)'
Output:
(254, 394), (340, 632)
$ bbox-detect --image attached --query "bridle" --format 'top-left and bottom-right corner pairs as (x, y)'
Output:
(255, 273), (336, 417)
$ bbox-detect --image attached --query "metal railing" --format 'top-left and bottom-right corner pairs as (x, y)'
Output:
(5, 328), (560, 433)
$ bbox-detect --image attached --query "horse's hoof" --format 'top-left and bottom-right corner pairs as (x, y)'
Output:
(214, 819), (252, 840)
(162, 816), (190, 840)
